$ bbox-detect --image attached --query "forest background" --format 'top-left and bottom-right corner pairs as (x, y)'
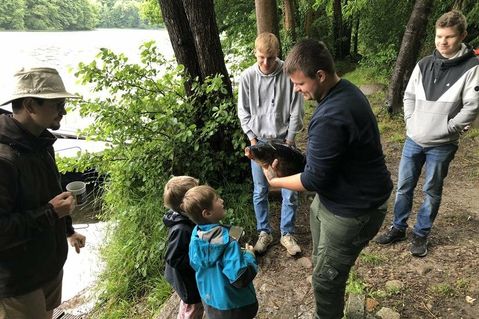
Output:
(1, 0), (478, 318)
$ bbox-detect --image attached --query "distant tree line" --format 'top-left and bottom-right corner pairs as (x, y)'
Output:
(0, 0), (159, 30)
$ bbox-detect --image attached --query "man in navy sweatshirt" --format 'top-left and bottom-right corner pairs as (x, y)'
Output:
(264, 39), (392, 318)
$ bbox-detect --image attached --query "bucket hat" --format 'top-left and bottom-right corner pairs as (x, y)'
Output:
(0, 67), (79, 106)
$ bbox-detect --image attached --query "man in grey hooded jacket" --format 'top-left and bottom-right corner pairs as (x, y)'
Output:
(375, 10), (479, 257)
(238, 32), (304, 256)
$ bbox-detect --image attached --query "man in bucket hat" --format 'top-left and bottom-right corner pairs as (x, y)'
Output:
(0, 67), (86, 318)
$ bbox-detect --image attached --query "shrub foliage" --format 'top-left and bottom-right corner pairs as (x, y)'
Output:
(59, 42), (252, 317)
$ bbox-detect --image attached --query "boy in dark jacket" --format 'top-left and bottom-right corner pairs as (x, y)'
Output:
(163, 176), (204, 319)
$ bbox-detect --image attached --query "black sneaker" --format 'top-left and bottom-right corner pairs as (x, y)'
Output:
(410, 233), (428, 257)
(374, 226), (406, 245)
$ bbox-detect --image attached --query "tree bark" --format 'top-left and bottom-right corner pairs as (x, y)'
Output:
(332, 0), (352, 59)
(182, 0), (232, 96)
(254, 0), (282, 57)
(304, 5), (321, 39)
(157, 0), (235, 181)
(157, 0), (200, 96)
(332, 0), (344, 58)
(157, 0), (232, 97)
(386, 0), (434, 114)
(283, 0), (296, 41)
(342, 0), (352, 58)
(352, 13), (360, 59)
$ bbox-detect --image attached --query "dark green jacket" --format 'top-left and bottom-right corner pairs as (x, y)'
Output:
(0, 114), (74, 298)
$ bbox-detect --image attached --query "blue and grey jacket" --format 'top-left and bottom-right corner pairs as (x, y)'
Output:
(189, 224), (258, 319)
(238, 59), (304, 142)
(404, 44), (479, 147)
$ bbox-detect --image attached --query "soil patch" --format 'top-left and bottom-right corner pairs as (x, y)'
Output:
(356, 136), (479, 318)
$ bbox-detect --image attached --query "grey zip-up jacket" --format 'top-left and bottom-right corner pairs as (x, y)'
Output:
(404, 44), (479, 147)
(237, 59), (304, 142)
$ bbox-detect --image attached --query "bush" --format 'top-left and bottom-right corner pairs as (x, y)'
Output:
(74, 41), (247, 186)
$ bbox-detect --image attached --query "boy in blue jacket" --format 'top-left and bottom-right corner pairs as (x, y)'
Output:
(163, 176), (203, 319)
(181, 185), (258, 319)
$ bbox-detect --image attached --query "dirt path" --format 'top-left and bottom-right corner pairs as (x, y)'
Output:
(356, 136), (479, 318)
(252, 192), (316, 319)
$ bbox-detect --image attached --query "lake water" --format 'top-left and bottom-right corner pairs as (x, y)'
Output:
(0, 28), (173, 311)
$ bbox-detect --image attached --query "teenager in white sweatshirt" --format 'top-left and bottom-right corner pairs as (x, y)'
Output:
(376, 10), (479, 257)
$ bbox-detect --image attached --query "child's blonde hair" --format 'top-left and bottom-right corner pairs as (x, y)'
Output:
(163, 176), (199, 212)
(181, 185), (217, 225)
(255, 32), (280, 56)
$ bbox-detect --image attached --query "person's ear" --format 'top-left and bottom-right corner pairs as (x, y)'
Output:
(460, 31), (468, 42)
(201, 209), (210, 219)
(316, 70), (326, 82)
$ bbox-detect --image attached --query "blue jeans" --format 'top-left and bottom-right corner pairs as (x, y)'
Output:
(393, 137), (457, 237)
(251, 159), (298, 235)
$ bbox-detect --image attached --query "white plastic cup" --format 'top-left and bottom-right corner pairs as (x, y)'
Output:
(66, 181), (87, 206)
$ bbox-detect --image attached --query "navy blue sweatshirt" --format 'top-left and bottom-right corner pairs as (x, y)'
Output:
(300, 79), (392, 217)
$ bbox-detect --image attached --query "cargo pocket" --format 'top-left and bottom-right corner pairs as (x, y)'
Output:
(313, 251), (356, 318)
(314, 249), (357, 291)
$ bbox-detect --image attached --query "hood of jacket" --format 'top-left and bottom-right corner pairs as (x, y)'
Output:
(432, 43), (475, 71)
(254, 58), (284, 78)
(189, 224), (229, 268)
(163, 209), (195, 228)
(0, 114), (56, 152)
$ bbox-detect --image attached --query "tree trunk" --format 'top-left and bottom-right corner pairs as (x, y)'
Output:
(304, 5), (321, 39)
(352, 13), (359, 59)
(332, 0), (344, 58)
(386, 0), (434, 114)
(254, 0), (282, 57)
(332, 0), (352, 59)
(157, 0), (232, 97)
(157, 0), (200, 96)
(157, 0), (236, 183)
(343, 16), (352, 58)
(304, 8), (314, 38)
(284, 0), (296, 41)
(182, 0), (232, 96)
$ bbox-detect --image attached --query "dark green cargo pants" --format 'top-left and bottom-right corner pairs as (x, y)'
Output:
(310, 195), (387, 319)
